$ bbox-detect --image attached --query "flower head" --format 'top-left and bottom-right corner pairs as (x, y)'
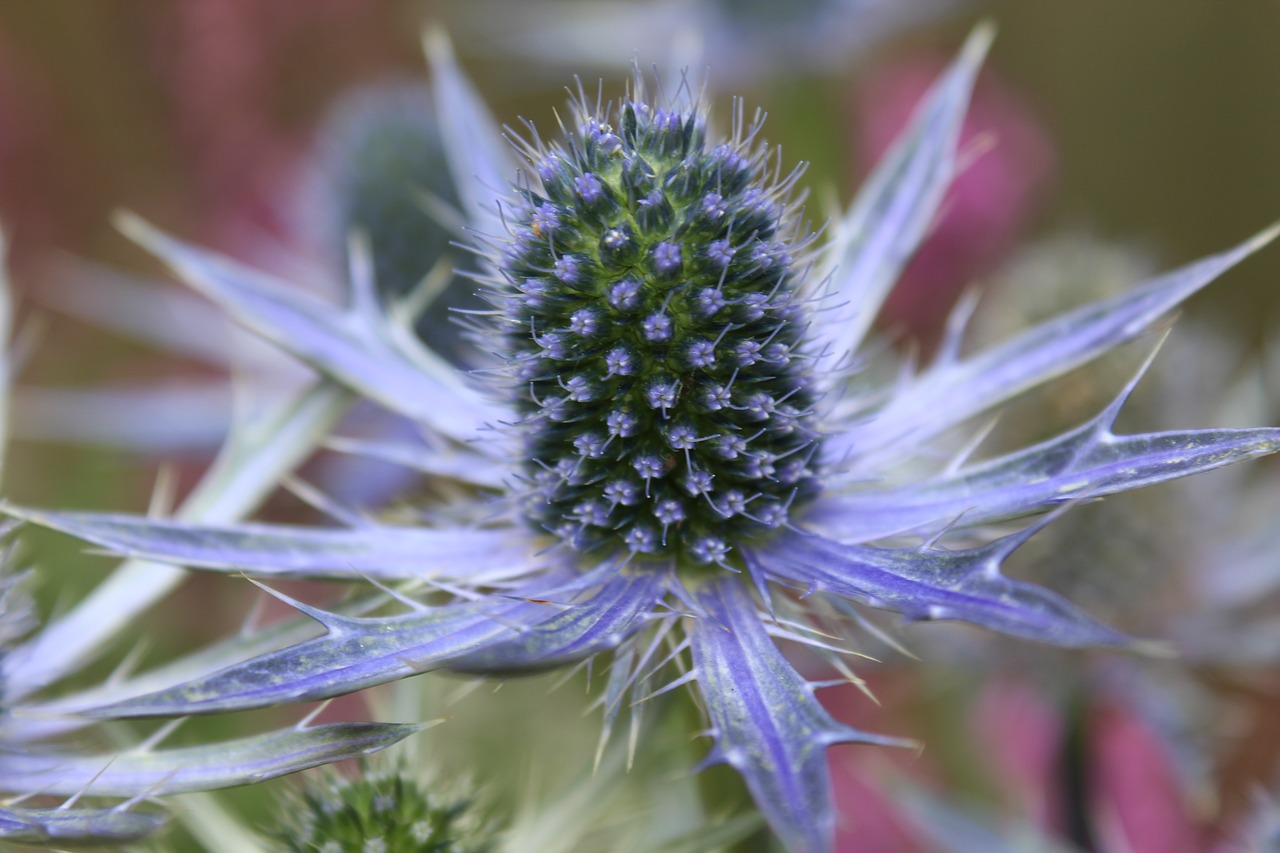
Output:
(270, 763), (495, 853)
(499, 82), (818, 564)
(10, 27), (1280, 853)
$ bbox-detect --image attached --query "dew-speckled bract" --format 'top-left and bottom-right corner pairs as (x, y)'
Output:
(498, 85), (821, 565)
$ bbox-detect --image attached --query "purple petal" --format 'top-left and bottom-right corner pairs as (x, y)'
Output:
(0, 721), (423, 797)
(7, 507), (539, 583)
(748, 528), (1136, 648)
(116, 214), (503, 443)
(827, 226), (1279, 472)
(447, 567), (668, 673)
(688, 577), (904, 853)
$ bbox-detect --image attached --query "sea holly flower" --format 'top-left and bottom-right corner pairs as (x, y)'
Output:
(8, 27), (1280, 852)
(243, 712), (763, 853)
(299, 79), (486, 366)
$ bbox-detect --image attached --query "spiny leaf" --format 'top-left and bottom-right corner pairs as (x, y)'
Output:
(0, 722), (425, 797)
(749, 527), (1139, 649)
(82, 569), (608, 717)
(13, 381), (233, 451)
(827, 224), (1280, 472)
(688, 578), (905, 853)
(815, 391), (1280, 542)
(5, 379), (351, 702)
(447, 567), (667, 673)
(814, 23), (992, 373)
(6, 506), (540, 583)
(116, 213), (503, 443)
(325, 435), (508, 488)
(425, 27), (514, 240)
(7, 591), (389, 742)
(0, 805), (168, 847)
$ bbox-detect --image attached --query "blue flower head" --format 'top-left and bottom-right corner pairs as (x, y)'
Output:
(270, 762), (495, 853)
(500, 81), (819, 564)
(10, 27), (1280, 853)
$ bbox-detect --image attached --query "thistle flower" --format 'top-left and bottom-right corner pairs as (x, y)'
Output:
(9, 28), (1280, 853)
(252, 705), (760, 853)
(300, 80), (485, 365)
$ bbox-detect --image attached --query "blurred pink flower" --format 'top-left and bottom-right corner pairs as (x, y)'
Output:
(973, 679), (1208, 852)
(973, 679), (1067, 833)
(852, 55), (1057, 340)
(972, 676), (1203, 850)
(821, 677), (938, 852)
(1088, 699), (1204, 853)
(832, 757), (928, 853)
(823, 673), (1221, 851)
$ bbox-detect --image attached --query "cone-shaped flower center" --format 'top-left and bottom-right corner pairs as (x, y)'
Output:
(500, 93), (821, 564)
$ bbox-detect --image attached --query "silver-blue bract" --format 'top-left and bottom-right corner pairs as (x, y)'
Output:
(9, 27), (1280, 853)
(0, 246), (419, 847)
